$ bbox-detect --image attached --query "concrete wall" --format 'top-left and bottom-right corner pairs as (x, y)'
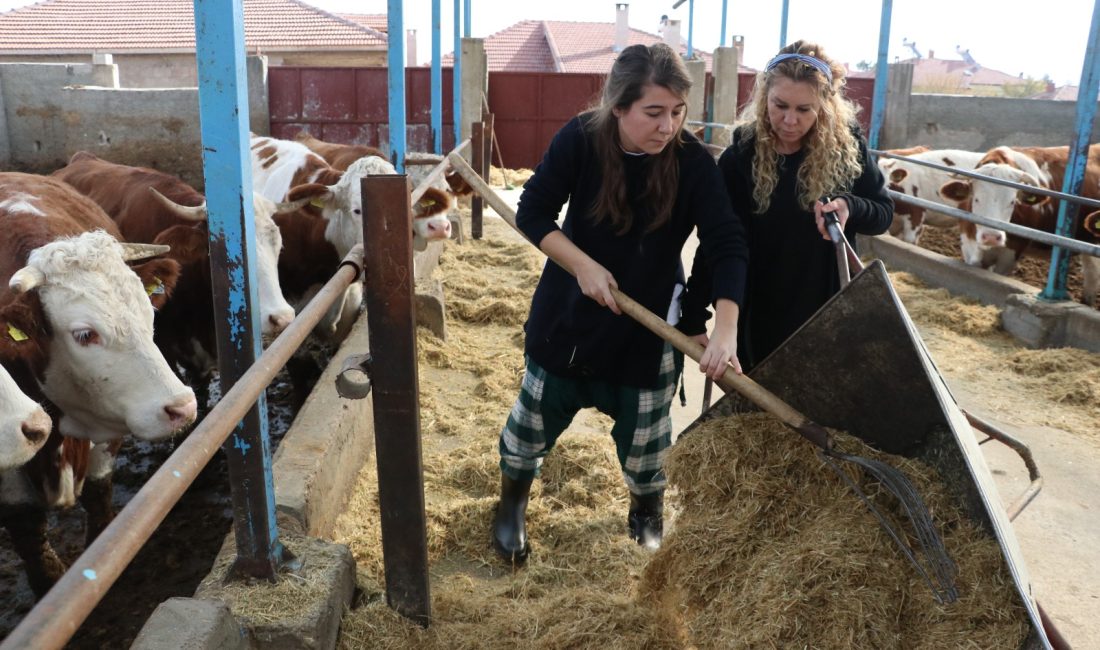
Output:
(881, 63), (1100, 151)
(0, 57), (270, 189)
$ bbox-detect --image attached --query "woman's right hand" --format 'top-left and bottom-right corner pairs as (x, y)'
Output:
(576, 257), (621, 314)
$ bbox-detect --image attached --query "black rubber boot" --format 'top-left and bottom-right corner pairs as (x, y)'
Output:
(628, 490), (664, 550)
(492, 473), (533, 565)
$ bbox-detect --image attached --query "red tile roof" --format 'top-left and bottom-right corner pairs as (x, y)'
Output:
(444, 19), (750, 74)
(337, 13), (387, 35)
(898, 56), (1023, 88)
(0, 0), (386, 53)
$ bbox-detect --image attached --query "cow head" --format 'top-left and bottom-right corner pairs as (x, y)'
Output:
(148, 187), (304, 336)
(5, 230), (197, 442)
(286, 156), (452, 257)
(939, 163), (1049, 267)
(0, 363), (50, 469)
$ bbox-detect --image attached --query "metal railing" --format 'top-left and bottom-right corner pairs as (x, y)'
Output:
(0, 247), (364, 650)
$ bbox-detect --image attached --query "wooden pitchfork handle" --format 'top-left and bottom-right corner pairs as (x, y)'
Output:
(446, 152), (832, 451)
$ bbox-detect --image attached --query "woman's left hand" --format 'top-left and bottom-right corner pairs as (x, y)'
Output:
(814, 197), (850, 240)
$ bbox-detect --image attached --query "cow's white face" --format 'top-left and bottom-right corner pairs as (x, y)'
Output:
(942, 163), (1047, 266)
(312, 155), (398, 258)
(0, 364), (50, 469)
(20, 231), (197, 442)
(252, 194), (296, 335)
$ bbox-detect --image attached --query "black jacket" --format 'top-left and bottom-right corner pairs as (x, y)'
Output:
(517, 114), (749, 388)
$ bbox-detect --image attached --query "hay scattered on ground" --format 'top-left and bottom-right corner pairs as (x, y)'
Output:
(489, 166), (535, 188)
(643, 411), (1030, 649)
(891, 271), (1100, 441)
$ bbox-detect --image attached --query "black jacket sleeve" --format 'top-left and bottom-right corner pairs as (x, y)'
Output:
(839, 131), (893, 236)
(515, 117), (583, 246)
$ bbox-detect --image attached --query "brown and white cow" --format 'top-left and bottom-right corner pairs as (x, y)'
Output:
(878, 146), (985, 244)
(0, 363), (49, 470)
(52, 152), (305, 396)
(294, 130), (474, 201)
(0, 172), (197, 595)
(939, 145), (1100, 304)
(250, 135), (452, 341)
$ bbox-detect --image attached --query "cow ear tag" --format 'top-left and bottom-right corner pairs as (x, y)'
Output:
(145, 277), (165, 297)
(310, 198), (325, 208)
(6, 323), (28, 342)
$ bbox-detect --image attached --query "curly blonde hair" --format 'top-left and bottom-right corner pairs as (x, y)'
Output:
(738, 40), (863, 213)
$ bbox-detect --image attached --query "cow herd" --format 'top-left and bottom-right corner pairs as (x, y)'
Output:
(879, 143), (1100, 304)
(0, 132), (470, 600)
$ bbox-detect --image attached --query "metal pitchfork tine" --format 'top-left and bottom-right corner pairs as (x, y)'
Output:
(820, 197), (957, 603)
(447, 153), (958, 603)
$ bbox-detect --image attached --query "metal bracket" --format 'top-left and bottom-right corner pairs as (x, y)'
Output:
(335, 353), (373, 399)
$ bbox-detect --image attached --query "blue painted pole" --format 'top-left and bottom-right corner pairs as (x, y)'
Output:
(779, 0), (789, 50)
(868, 0), (893, 150)
(432, 0), (442, 154)
(720, 0), (728, 47)
(388, 0), (406, 172)
(191, 0), (285, 579)
(454, 0), (462, 149)
(464, 0), (471, 37)
(1041, 0), (1100, 301)
(687, 0), (694, 59)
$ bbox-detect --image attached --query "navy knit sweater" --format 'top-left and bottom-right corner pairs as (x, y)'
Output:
(517, 114), (749, 389)
(681, 124), (893, 370)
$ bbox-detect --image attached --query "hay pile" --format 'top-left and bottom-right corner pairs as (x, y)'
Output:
(329, 225), (1045, 648)
(891, 272), (1100, 442)
(642, 412), (1029, 649)
(489, 165), (535, 188)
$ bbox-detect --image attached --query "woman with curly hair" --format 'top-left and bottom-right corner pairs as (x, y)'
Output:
(681, 40), (892, 371)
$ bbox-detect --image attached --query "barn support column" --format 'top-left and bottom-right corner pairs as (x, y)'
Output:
(684, 58), (706, 129)
(882, 62), (913, 150)
(246, 54), (270, 136)
(192, 0), (289, 581)
(459, 38), (486, 153)
(868, 0), (894, 150)
(711, 46), (741, 147)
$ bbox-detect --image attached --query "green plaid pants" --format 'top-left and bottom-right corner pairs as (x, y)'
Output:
(498, 344), (680, 495)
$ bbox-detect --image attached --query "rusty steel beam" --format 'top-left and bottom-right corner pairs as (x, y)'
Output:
(471, 120), (485, 239)
(360, 175), (432, 626)
(0, 248), (364, 650)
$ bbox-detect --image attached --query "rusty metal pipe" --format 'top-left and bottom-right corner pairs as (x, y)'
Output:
(410, 139), (470, 205)
(0, 246), (364, 650)
(964, 410), (1043, 521)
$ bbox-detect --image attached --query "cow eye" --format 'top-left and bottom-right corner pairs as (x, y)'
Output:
(353, 208), (362, 216)
(72, 328), (100, 346)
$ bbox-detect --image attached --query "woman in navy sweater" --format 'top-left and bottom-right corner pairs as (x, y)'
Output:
(681, 40), (893, 371)
(493, 43), (748, 564)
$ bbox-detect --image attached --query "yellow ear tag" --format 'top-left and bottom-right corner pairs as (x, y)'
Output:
(7, 323), (28, 342)
(145, 277), (165, 297)
(310, 198), (325, 208)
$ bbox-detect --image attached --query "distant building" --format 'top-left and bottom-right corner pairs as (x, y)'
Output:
(0, 0), (388, 88)
(849, 49), (1067, 99)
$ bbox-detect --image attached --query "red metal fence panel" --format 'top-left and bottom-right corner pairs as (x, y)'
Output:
(269, 67), (876, 171)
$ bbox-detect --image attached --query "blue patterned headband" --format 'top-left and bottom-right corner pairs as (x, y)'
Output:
(765, 53), (833, 83)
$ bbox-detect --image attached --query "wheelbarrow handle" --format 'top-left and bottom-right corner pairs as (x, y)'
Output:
(447, 151), (832, 450)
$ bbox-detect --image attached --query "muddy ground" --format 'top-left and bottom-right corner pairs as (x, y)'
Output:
(0, 348), (326, 648)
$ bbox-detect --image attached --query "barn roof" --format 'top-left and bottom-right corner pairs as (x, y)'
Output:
(442, 19), (754, 74)
(0, 0), (387, 54)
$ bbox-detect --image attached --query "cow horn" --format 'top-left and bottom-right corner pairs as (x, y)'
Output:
(9, 266), (46, 293)
(149, 187), (207, 222)
(119, 243), (171, 261)
(273, 197), (312, 213)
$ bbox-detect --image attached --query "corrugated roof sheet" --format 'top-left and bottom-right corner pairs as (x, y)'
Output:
(0, 0), (386, 52)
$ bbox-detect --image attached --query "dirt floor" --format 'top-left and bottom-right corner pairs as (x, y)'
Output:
(0, 365), (311, 648)
(331, 199), (1099, 648)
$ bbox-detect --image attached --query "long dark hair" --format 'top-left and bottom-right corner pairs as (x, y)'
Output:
(586, 43), (692, 234)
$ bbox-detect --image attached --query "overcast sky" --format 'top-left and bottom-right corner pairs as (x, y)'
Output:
(0, 0), (1094, 86)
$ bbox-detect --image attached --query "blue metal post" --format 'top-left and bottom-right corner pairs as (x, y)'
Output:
(432, 0), (442, 153)
(687, 0), (694, 59)
(779, 0), (789, 49)
(388, 0), (406, 172)
(453, 0), (462, 149)
(464, 0), (471, 37)
(720, 0), (728, 47)
(868, 0), (893, 150)
(192, 0), (286, 579)
(1041, 0), (1100, 301)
